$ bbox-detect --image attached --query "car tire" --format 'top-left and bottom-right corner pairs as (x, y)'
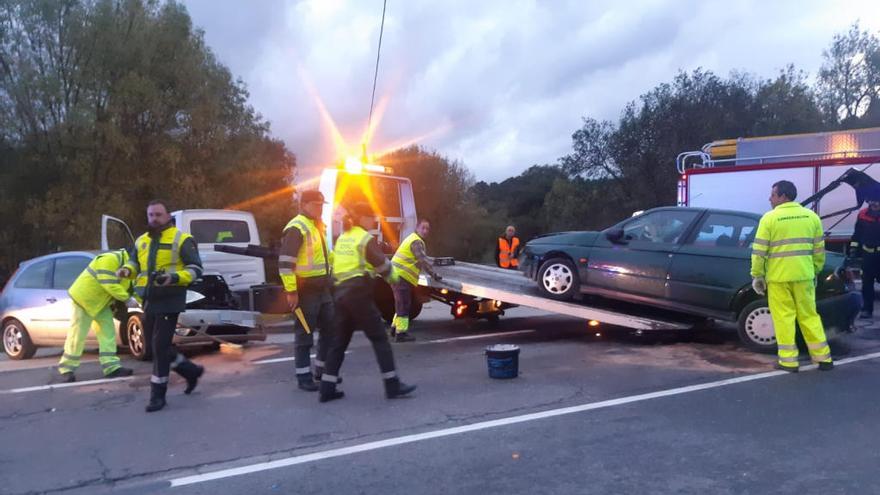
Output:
(736, 300), (777, 353)
(537, 257), (579, 301)
(3, 319), (37, 360)
(126, 314), (152, 361)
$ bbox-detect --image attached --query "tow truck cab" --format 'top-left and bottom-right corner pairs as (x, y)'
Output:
(315, 163), (505, 322)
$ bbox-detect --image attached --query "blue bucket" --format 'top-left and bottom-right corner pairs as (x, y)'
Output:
(486, 344), (520, 379)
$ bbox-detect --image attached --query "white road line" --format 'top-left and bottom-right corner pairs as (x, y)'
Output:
(167, 350), (880, 487)
(0, 359), (98, 374)
(253, 352), (349, 365)
(420, 329), (536, 345)
(1, 376), (135, 394)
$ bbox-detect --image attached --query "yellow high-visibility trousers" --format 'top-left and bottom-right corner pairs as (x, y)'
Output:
(58, 302), (121, 376)
(768, 280), (833, 369)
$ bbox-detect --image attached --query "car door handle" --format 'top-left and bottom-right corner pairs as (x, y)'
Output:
(46, 297), (57, 303)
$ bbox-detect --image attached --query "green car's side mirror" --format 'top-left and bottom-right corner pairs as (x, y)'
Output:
(605, 228), (627, 244)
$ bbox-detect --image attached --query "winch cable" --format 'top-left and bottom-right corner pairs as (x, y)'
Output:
(366, 0), (387, 143)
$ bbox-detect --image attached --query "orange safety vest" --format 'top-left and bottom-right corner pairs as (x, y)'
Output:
(498, 236), (520, 268)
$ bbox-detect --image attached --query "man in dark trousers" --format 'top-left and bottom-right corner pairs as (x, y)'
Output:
(850, 199), (880, 319)
(278, 190), (334, 391)
(319, 203), (416, 403)
(118, 200), (204, 412)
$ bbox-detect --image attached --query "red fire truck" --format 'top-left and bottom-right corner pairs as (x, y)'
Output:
(677, 127), (880, 251)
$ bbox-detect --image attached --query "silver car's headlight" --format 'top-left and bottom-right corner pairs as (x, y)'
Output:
(185, 290), (206, 305)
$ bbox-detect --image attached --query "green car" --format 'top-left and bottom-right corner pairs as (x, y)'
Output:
(521, 207), (861, 351)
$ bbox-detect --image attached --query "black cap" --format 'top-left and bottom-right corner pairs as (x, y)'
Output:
(347, 202), (374, 220)
(299, 190), (326, 204)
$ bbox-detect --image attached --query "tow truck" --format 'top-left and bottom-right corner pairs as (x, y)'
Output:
(313, 160), (695, 331)
(219, 158), (695, 332)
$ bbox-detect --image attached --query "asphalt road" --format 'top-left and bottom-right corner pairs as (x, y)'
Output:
(2, 302), (880, 495)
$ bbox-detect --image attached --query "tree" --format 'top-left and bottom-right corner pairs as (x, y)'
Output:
(470, 165), (566, 242)
(0, 0), (295, 273)
(817, 22), (880, 127)
(559, 68), (829, 214)
(380, 145), (498, 261)
(751, 66), (825, 136)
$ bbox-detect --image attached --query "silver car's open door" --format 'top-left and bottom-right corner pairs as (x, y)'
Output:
(101, 215), (136, 252)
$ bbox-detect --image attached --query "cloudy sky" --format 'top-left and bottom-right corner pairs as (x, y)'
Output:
(182, 0), (879, 183)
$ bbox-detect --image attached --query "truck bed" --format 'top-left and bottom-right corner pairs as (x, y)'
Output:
(419, 261), (691, 331)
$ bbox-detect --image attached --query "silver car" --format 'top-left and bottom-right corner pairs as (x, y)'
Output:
(0, 251), (131, 360)
(1, 250), (264, 360)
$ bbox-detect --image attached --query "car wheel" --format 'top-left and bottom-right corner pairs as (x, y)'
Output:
(537, 257), (579, 301)
(3, 319), (37, 360)
(126, 314), (152, 361)
(736, 300), (777, 353)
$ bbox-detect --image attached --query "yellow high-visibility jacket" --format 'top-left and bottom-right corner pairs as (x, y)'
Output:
(68, 251), (132, 317)
(750, 201), (825, 282)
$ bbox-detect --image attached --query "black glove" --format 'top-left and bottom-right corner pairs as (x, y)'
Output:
(154, 273), (173, 286)
(432, 273), (443, 282)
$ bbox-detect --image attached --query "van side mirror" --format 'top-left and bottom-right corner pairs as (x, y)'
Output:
(605, 228), (627, 244)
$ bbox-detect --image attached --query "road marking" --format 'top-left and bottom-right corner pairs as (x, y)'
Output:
(420, 329), (536, 344)
(1, 376), (135, 394)
(167, 350), (880, 487)
(253, 352), (349, 365)
(0, 359), (98, 374)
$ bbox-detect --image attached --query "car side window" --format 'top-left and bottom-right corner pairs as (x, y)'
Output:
(53, 256), (91, 289)
(14, 259), (53, 289)
(688, 214), (759, 249)
(623, 210), (699, 245)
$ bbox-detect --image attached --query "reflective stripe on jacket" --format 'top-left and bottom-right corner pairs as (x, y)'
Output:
(392, 233), (424, 285)
(68, 250), (132, 318)
(278, 214), (329, 292)
(750, 202), (825, 282)
(124, 227), (200, 300)
(498, 236), (520, 268)
(333, 226), (375, 285)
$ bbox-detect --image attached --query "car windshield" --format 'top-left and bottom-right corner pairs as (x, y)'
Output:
(619, 210), (699, 244)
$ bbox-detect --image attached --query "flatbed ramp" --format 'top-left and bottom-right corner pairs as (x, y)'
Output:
(420, 261), (691, 331)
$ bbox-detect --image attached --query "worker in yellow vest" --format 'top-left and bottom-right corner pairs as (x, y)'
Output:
(118, 200), (205, 412)
(278, 190), (335, 391)
(320, 203), (416, 402)
(495, 225), (521, 269)
(750, 180), (833, 373)
(57, 250), (134, 382)
(390, 219), (441, 342)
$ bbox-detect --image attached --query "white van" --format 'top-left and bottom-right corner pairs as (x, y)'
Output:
(102, 209), (266, 292)
(171, 209), (266, 292)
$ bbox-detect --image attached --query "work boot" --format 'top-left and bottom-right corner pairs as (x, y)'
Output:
(394, 332), (415, 343)
(859, 310), (873, 319)
(105, 367), (133, 378)
(774, 362), (799, 373)
(384, 377), (417, 399)
(818, 361), (835, 371)
(145, 383), (168, 413)
(297, 374), (318, 392)
(319, 380), (345, 403)
(174, 361), (204, 395)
